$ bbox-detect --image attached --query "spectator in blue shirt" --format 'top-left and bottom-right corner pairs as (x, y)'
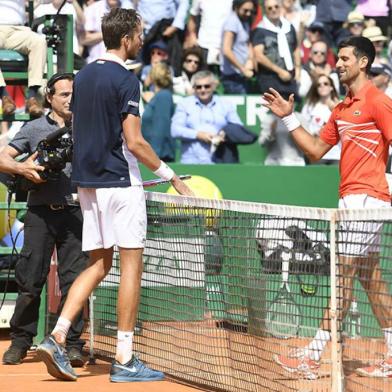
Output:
(171, 70), (243, 164)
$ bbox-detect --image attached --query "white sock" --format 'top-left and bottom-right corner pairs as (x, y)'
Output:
(52, 316), (72, 342)
(383, 327), (392, 357)
(116, 330), (134, 364)
(305, 329), (331, 361)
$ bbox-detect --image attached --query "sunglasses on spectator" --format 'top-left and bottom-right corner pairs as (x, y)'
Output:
(241, 9), (254, 15)
(185, 58), (200, 65)
(317, 82), (331, 87)
(349, 22), (363, 27)
(267, 5), (280, 11)
(195, 84), (212, 90)
(312, 50), (326, 55)
(151, 49), (167, 57)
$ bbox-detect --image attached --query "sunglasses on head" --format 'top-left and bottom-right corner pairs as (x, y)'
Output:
(195, 84), (212, 90)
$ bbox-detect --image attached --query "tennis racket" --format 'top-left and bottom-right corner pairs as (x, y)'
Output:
(142, 174), (191, 188)
(265, 251), (301, 339)
(285, 225), (329, 297)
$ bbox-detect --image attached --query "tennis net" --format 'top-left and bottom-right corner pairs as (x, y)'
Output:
(84, 192), (392, 392)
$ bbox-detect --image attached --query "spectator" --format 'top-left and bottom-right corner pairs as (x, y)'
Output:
(301, 74), (341, 164)
(301, 21), (336, 67)
(356, 0), (391, 37)
(171, 70), (243, 164)
(136, 0), (189, 36)
(314, 0), (354, 46)
(82, 0), (131, 63)
(173, 46), (204, 96)
(363, 25), (388, 65)
(142, 62), (176, 162)
(185, 0), (233, 74)
(299, 40), (340, 97)
(0, 0), (47, 117)
(252, 0), (300, 99)
(369, 63), (392, 98)
(141, 40), (170, 89)
(258, 111), (305, 166)
(137, 0), (189, 76)
(342, 10), (366, 38)
(220, 0), (257, 94)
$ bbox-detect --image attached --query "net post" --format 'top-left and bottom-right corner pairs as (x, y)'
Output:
(88, 293), (96, 365)
(330, 211), (344, 392)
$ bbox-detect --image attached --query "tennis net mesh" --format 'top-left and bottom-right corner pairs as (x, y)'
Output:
(84, 192), (392, 392)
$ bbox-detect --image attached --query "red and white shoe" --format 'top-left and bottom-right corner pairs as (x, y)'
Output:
(273, 349), (320, 380)
(356, 357), (392, 378)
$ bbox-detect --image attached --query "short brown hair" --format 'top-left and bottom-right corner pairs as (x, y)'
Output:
(101, 8), (140, 50)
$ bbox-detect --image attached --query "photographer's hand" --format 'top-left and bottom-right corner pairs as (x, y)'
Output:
(21, 152), (46, 183)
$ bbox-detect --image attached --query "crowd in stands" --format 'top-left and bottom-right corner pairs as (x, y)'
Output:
(1, 0), (392, 165)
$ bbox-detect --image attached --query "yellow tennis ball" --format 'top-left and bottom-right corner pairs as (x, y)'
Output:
(166, 175), (223, 228)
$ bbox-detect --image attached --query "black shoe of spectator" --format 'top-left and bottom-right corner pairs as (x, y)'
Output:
(2, 345), (27, 365)
(67, 346), (84, 367)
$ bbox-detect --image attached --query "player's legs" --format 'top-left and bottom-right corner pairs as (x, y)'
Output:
(115, 247), (143, 363)
(274, 254), (358, 379)
(54, 247), (114, 344)
(355, 253), (392, 377)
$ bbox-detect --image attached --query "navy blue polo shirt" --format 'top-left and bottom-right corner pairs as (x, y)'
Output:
(71, 56), (142, 188)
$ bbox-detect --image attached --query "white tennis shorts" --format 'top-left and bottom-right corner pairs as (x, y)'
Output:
(78, 186), (147, 251)
(338, 194), (390, 257)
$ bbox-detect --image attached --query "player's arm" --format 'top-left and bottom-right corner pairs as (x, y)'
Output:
(0, 146), (45, 183)
(262, 88), (332, 162)
(122, 114), (194, 196)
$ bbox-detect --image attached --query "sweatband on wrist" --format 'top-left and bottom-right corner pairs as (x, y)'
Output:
(282, 113), (301, 132)
(153, 161), (175, 181)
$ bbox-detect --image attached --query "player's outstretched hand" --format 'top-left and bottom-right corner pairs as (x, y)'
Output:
(170, 175), (195, 196)
(262, 88), (294, 118)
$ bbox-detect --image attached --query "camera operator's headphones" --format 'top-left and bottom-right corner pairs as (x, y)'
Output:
(44, 72), (74, 108)
(45, 72), (74, 96)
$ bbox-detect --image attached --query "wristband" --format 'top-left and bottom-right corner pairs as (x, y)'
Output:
(282, 113), (301, 132)
(153, 161), (175, 181)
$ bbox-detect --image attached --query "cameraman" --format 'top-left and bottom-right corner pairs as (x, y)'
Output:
(1, 73), (88, 366)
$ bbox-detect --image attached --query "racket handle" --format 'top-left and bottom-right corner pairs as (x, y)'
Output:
(281, 256), (290, 283)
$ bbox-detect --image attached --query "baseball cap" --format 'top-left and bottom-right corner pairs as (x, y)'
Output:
(149, 40), (169, 53)
(347, 11), (364, 25)
(308, 21), (325, 33)
(370, 63), (392, 78)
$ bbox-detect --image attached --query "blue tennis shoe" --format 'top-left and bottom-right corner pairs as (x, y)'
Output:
(110, 355), (164, 382)
(37, 335), (77, 381)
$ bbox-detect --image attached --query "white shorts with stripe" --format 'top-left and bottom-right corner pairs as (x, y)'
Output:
(338, 194), (390, 257)
(78, 186), (147, 251)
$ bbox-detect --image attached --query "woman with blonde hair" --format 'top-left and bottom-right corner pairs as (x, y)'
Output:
(301, 73), (340, 164)
(141, 62), (176, 162)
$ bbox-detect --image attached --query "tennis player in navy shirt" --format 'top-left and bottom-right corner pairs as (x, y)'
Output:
(37, 8), (193, 382)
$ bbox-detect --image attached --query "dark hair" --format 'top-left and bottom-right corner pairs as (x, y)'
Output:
(338, 36), (375, 73)
(44, 72), (74, 108)
(233, 0), (258, 9)
(101, 8), (141, 50)
(181, 47), (205, 70)
(305, 74), (339, 107)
